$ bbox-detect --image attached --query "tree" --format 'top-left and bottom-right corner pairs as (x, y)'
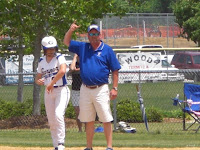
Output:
(128, 0), (176, 13)
(173, 0), (200, 46)
(0, 0), (128, 115)
(0, 1), (28, 103)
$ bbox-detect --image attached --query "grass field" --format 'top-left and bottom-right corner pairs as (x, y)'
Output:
(0, 81), (186, 111)
(0, 81), (194, 121)
(1, 81), (200, 149)
(0, 128), (200, 148)
(0, 36), (200, 149)
(117, 81), (185, 111)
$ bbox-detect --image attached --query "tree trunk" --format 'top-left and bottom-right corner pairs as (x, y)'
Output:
(17, 36), (24, 102)
(33, 81), (41, 115)
(32, 33), (44, 115)
(17, 52), (24, 102)
(33, 52), (41, 115)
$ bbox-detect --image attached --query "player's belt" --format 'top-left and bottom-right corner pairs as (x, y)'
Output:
(54, 84), (66, 88)
(83, 83), (104, 89)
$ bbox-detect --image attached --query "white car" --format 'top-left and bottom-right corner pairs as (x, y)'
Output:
(130, 45), (174, 63)
(63, 54), (73, 85)
(131, 45), (163, 49)
(63, 54), (73, 66)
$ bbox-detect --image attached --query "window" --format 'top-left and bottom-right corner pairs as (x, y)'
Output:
(177, 54), (185, 63)
(131, 45), (163, 48)
(162, 60), (172, 67)
(172, 54), (180, 62)
(142, 45), (163, 48)
(186, 55), (192, 64)
(64, 55), (73, 61)
(193, 55), (200, 64)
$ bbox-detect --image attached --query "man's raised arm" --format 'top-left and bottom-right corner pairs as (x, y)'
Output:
(63, 22), (80, 46)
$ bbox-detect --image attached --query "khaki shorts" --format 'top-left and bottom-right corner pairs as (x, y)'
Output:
(78, 84), (113, 123)
(71, 90), (80, 107)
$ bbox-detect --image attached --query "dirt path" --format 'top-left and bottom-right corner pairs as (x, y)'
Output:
(1, 147), (200, 150)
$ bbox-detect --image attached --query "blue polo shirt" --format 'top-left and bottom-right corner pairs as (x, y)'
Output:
(69, 40), (121, 86)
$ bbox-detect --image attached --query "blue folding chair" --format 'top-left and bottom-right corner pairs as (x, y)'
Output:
(172, 83), (200, 133)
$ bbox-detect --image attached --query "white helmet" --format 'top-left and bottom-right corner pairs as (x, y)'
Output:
(41, 36), (58, 50)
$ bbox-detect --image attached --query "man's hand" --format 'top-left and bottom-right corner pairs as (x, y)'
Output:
(64, 21), (80, 46)
(70, 21), (80, 32)
(110, 89), (118, 100)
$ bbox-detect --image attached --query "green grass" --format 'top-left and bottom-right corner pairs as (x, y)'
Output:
(0, 84), (70, 102)
(0, 85), (38, 101)
(1, 82), (200, 148)
(0, 81), (196, 112)
(0, 125), (200, 148)
(117, 81), (186, 111)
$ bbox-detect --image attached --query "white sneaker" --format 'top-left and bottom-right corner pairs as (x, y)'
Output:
(58, 144), (65, 150)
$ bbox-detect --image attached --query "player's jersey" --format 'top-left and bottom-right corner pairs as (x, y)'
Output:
(37, 53), (67, 87)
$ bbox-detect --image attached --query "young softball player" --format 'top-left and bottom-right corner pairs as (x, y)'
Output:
(35, 36), (70, 150)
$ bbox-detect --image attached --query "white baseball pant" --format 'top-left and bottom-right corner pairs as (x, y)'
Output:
(45, 86), (70, 147)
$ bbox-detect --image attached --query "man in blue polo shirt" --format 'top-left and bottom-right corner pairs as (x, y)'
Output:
(64, 22), (121, 150)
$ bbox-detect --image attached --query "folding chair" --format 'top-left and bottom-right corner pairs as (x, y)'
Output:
(172, 83), (200, 133)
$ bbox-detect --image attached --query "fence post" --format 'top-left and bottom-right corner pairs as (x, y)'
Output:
(183, 94), (186, 130)
(113, 99), (117, 131)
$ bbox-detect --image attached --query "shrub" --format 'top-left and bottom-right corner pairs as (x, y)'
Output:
(0, 99), (76, 120)
(65, 102), (76, 119)
(116, 98), (142, 122)
(146, 107), (163, 122)
(0, 99), (33, 119)
(115, 98), (163, 123)
(0, 98), (172, 122)
(162, 109), (183, 118)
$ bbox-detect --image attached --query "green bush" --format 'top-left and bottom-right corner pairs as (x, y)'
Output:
(162, 109), (183, 118)
(0, 99), (33, 119)
(116, 98), (163, 123)
(65, 102), (76, 119)
(0, 99), (75, 120)
(116, 98), (142, 122)
(146, 107), (163, 122)
(0, 98), (176, 122)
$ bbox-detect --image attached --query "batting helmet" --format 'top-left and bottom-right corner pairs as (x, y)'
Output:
(41, 36), (58, 50)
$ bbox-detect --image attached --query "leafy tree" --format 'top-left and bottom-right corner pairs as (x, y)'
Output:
(128, 0), (176, 13)
(0, 1), (27, 103)
(173, 0), (200, 46)
(160, 0), (176, 13)
(0, 0), (128, 115)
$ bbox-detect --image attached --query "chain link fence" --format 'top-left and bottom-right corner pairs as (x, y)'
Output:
(0, 70), (200, 133)
(0, 13), (199, 133)
(78, 13), (197, 48)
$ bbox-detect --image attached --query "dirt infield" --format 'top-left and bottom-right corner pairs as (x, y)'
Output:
(1, 147), (200, 150)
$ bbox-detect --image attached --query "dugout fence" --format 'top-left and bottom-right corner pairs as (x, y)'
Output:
(1, 69), (200, 133)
